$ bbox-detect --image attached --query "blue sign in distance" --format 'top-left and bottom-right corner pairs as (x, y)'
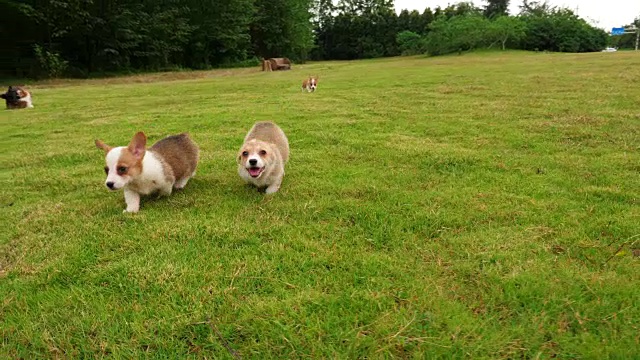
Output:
(611, 27), (625, 35)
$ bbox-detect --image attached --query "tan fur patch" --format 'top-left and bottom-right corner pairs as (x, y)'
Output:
(238, 140), (277, 167)
(302, 76), (318, 88)
(243, 121), (289, 162)
(16, 89), (29, 98)
(150, 133), (199, 182)
(116, 147), (144, 179)
(95, 139), (113, 153)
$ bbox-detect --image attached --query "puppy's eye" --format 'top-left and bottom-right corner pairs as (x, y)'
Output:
(117, 166), (128, 175)
(104, 166), (109, 175)
(259, 150), (267, 156)
(242, 151), (249, 157)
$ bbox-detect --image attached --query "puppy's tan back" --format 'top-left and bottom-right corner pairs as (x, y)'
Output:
(150, 133), (199, 180)
(244, 121), (289, 162)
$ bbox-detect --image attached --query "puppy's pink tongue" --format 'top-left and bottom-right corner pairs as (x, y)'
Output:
(249, 168), (262, 177)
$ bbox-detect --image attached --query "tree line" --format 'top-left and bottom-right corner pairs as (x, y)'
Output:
(0, 0), (629, 78)
(312, 0), (612, 60)
(0, 0), (314, 78)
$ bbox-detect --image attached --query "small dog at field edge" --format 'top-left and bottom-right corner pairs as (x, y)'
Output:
(95, 132), (199, 213)
(1, 86), (33, 109)
(302, 76), (318, 92)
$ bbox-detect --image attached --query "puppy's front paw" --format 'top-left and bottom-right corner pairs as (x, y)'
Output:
(265, 185), (280, 194)
(123, 207), (139, 213)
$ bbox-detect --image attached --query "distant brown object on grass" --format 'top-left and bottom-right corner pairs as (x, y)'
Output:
(261, 59), (272, 72)
(261, 58), (291, 71)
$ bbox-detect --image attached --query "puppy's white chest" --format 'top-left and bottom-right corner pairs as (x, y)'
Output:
(127, 177), (167, 195)
(22, 95), (33, 108)
(127, 152), (171, 195)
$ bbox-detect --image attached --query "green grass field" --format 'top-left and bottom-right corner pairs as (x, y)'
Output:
(1, 51), (639, 358)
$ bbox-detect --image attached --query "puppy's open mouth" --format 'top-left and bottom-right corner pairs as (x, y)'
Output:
(247, 166), (264, 178)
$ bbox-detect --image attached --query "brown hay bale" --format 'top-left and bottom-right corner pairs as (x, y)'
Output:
(268, 59), (278, 71)
(265, 57), (292, 71)
(261, 59), (273, 72)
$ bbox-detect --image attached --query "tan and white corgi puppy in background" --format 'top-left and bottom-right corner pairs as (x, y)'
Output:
(237, 121), (289, 194)
(95, 132), (199, 213)
(302, 76), (318, 92)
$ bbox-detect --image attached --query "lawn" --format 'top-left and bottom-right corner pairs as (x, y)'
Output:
(1, 51), (638, 358)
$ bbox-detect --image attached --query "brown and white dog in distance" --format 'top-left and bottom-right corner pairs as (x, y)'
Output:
(302, 76), (318, 92)
(95, 132), (199, 213)
(1, 86), (33, 109)
(237, 121), (289, 194)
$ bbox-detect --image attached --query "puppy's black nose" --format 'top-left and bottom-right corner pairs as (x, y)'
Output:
(249, 159), (257, 166)
(106, 182), (115, 189)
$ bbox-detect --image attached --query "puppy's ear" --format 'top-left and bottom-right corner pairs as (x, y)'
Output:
(95, 139), (112, 153)
(128, 132), (147, 159)
(0, 94), (6, 99)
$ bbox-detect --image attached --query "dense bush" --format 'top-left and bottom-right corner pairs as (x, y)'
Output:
(520, 7), (608, 52)
(490, 16), (527, 50)
(425, 14), (492, 55)
(396, 31), (426, 55)
(33, 44), (68, 79)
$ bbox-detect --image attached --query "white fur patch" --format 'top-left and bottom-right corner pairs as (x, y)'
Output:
(247, 153), (265, 171)
(22, 94), (33, 108)
(133, 151), (170, 195)
(105, 147), (127, 189)
(104, 148), (171, 194)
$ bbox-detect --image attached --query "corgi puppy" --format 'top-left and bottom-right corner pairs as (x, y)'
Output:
(237, 121), (289, 194)
(95, 132), (199, 213)
(302, 76), (318, 92)
(1, 86), (33, 109)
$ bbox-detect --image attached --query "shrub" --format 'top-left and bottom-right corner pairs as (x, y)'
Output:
(426, 14), (492, 56)
(33, 44), (68, 78)
(396, 31), (427, 55)
(520, 7), (607, 52)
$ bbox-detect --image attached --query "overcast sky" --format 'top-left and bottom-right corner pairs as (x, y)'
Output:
(394, 1), (640, 30)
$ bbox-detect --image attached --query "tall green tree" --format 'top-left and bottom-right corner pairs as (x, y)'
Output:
(484, 0), (510, 18)
(519, 5), (607, 52)
(489, 15), (526, 49)
(185, 0), (253, 68)
(250, 0), (315, 61)
(315, 0), (398, 60)
(311, 0), (337, 60)
(422, 7), (435, 33)
(426, 13), (492, 55)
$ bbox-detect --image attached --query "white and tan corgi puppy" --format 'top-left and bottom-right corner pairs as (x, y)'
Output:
(1, 86), (33, 109)
(237, 121), (289, 194)
(95, 132), (199, 213)
(301, 76), (318, 92)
